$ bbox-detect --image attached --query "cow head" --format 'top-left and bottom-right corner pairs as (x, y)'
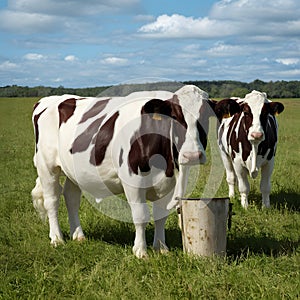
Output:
(128, 85), (214, 179)
(173, 85), (214, 166)
(216, 91), (284, 144)
(241, 91), (284, 143)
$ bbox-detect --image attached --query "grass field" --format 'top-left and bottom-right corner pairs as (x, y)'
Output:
(0, 97), (299, 299)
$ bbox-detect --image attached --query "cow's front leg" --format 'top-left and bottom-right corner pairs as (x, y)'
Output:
(124, 185), (149, 258)
(260, 160), (274, 208)
(234, 165), (250, 209)
(152, 196), (170, 253)
(63, 178), (85, 241)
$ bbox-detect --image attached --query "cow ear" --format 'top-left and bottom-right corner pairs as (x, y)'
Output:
(269, 102), (284, 116)
(214, 99), (240, 121)
(142, 99), (172, 119)
(207, 99), (217, 110)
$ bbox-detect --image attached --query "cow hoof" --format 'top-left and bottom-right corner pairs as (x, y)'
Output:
(50, 239), (64, 247)
(153, 240), (169, 254)
(133, 246), (148, 259)
(241, 194), (249, 209)
(154, 246), (169, 255)
(72, 227), (85, 241)
(75, 236), (86, 242)
(262, 203), (270, 209)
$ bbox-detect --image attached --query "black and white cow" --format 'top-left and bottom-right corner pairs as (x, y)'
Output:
(31, 85), (215, 257)
(215, 90), (284, 209)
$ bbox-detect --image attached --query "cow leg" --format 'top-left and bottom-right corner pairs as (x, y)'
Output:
(63, 178), (85, 241)
(123, 185), (150, 258)
(152, 196), (170, 253)
(234, 165), (250, 209)
(221, 152), (236, 198)
(35, 166), (64, 246)
(260, 160), (274, 208)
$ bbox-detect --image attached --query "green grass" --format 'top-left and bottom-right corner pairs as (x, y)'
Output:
(0, 97), (299, 299)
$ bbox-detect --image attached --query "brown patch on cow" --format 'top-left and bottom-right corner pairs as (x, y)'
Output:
(226, 103), (252, 161)
(166, 95), (187, 154)
(258, 115), (277, 160)
(128, 99), (178, 177)
(214, 99), (241, 122)
(33, 108), (47, 152)
(58, 98), (77, 128)
(33, 101), (40, 112)
(119, 148), (124, 167)
(79, 98), (110, 123)
(257, 103), (280, 160)
(70, 115), (107, 154)
(90, 112), (119, 166)
(198, 101), (216, 150)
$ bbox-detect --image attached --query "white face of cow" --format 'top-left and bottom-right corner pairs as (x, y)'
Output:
(241, 91), (268, 143)
(175, 85), (210, 166)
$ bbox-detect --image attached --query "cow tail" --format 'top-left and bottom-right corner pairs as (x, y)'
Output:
(31, 177), (47, 222)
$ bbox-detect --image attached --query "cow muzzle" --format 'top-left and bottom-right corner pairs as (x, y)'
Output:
(180, 151), (205, 165)
(250, 131), (264, 141)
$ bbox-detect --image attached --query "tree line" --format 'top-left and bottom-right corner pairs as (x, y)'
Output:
(1, 79), (300, 98)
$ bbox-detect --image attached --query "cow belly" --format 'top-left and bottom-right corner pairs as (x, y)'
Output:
(59, 144), (123, 198)
(62, 154), (123, 198)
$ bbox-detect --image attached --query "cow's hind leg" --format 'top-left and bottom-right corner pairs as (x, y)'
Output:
(63, 178), (85, 241)
(152, 196), (170, 253)
(32, 177), (47, 222)
(34, 166), (64, 246)
(260, 160), (274, 208)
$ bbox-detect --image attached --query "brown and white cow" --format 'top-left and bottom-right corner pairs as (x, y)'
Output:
(215, 90), (284, 209)
(31, 85), (215, 257)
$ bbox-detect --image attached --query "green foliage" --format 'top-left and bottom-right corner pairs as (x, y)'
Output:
(0, 97), (299, 299)
(1, 80), (300, 98)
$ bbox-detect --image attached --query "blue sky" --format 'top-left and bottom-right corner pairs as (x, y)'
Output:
(0, 0), (299, 87)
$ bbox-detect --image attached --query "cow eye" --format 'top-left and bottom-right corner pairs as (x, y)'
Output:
(243, 111), (249, 116)
(172, 115), (177, 120)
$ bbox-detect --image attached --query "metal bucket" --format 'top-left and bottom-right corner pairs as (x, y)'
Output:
(178, 197), (230, 257)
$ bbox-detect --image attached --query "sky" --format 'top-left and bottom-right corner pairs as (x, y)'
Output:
(0, 0), (299, 88)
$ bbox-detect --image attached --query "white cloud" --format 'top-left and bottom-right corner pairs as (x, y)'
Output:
(134, 14), (155, 22)
(211, 0), (300, 22)
(64, 55), (78, 62)
(0, 10), (61, 34)
(0, 61), (18, 70)
(101, 57), (129, 65)
(0, 0), (141, 34)
(23, 53), (45, 60)
(138, 1), (300, 40)
(275, 58), (300, 65)
(207, 42), (243, 57)
(7, 0), (140, 16)
(138, 14), (236, 38)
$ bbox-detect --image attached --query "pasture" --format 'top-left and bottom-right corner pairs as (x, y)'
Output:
(0, 96), (299, 299)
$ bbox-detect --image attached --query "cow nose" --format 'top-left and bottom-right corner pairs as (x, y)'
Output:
(251, 132), (263, 140)
(183, 151), (202, 162)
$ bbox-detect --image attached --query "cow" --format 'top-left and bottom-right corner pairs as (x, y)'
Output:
(215, 90), (284, 209)
(31, 85), (216, 258)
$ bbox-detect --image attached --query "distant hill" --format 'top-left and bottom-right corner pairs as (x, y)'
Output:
(1, 79), (300, 98)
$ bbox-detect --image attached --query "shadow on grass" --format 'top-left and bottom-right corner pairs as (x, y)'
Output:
(246, 190), (300, 212)
(82, 220), (298, 259)
(227, 236), (300, 259)
(272, 190), (300, 211)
